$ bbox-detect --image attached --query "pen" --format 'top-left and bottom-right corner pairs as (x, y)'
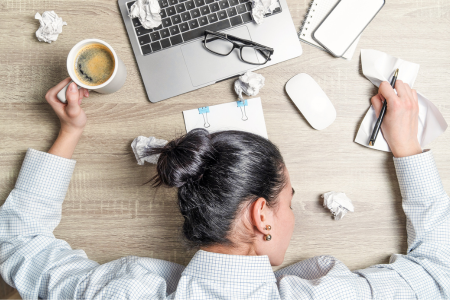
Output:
(368, 68), (399, 146)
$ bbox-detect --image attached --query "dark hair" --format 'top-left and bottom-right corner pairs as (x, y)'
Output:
(147, 129), (286, 248)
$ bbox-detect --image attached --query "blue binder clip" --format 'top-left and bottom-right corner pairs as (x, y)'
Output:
(237, 100), (248, 121)
(198, 106), (210, 128)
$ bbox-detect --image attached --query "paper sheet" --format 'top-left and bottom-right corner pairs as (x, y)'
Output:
(355, 49), (448, 152)
(183, 98), (268, 139)
(129, 0), (162, 29)
(234, 71), (265, 101)
(249, 0), (280, 24)
(35, 11), (67, 43)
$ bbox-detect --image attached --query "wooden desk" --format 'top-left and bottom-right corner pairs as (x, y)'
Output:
(1, 0), (449, 297)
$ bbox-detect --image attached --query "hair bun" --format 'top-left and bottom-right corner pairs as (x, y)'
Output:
(153, 129), (215, 188)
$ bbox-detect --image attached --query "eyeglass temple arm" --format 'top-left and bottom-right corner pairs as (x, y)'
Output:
(205, 30), (273, 52)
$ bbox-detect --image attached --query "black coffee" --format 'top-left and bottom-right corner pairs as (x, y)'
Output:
(74, 44), (115, 86)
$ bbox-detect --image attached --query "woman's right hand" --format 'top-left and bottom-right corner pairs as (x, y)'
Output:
(371, 80), (422, 158)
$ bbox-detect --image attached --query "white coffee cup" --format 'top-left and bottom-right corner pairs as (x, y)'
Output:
(57, 39), (127, 103)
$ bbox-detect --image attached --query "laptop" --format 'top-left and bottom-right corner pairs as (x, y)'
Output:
(118, 0), (302, 103)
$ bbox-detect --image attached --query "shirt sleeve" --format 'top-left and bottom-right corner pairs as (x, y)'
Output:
(275, 150), (450, 299)
(0, 149), (184, 300)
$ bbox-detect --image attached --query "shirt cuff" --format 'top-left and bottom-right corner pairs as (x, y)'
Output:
(393, 150), (444, 199)
(15, 148), (76, 201)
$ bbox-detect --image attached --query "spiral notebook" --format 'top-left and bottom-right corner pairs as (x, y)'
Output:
(183, 98), (268, 139)
(298, 0), (360, 60)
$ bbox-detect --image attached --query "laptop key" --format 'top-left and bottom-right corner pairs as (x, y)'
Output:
(171, 14), (182, 24)
(167, 6), (177, 16)
(135, 26), (153, 36)
(241, 12), (252, 23)
(127, 1), (135, 10)
(229, 0), (239, 5)
(141, 44), (152, 55)
(209, 2), (220, 12)
(236, 4), (246, 14)
(162, 17), (173, 27)
(169, 0), (178, 5)
(194, 0), (205, 6)
(190, 8), (201, 18)
(159, 0), (169, 7)
(239, 0), (248, 3)
(160, 8), (167, 18)
(185, 0), (195, 9)
(205, 0), (214, 3)
(182, 19), (230, 41)
(161, 38), (171, 48)
(138, 34), (151, 45)
(217, 10), (227, 20)
(230, 15), (242, 26)
(198, 16), (209, 26)
(188, 19), (199, 29)
(154, 24), (163, 30)
(181, 11), (191, 21)
(207, 12), (218, 23)
(180, 22), (190, 32)
(160, 28), (171, 38)
(170, 34), (183, 45)
(169, 25), (181, 35)
(176, 3), (186, 13)
(219, 0), (229, 9)
(245, 2), (251, 11)
(200, 5), (211, 15)
(151, 41), (162, 51)
(273, 6), (281, 13)
(227, 7), (237, 17)
(132, 18), (142, 27)
(150, 31), (161, 41)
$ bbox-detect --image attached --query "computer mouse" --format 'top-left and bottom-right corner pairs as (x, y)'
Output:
(285, 73), (336, 130)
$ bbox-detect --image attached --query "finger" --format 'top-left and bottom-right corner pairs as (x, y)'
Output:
(378, 81), (398, 105)
(66, 82), (82, 118)
(78, 87), (85, 101)
(403, 83), (414, 102)
(412, 89), (418, 102)
(371, 94), (384, 118)
(394, 80), (408, 98)
(46, 77), (72, 99)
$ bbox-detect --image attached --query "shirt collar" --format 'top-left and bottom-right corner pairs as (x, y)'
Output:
(182, 250), (276, 283)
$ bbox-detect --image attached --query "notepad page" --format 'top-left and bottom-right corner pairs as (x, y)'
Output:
(299, 0), (360, 60)
(183, 98), (268, 139)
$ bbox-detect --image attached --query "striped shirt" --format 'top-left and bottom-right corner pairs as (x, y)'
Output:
(0, 148), (449, 299)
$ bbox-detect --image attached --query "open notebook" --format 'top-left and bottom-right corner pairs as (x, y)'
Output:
(298, 0), (360, 60)
(183, 98), (268, 138)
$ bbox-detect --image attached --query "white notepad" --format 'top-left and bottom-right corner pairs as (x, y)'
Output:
(298, 0), (360, 60)
(183, 98), (268, 139)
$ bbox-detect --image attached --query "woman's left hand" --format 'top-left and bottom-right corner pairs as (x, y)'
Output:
(45, 77), (89, 135)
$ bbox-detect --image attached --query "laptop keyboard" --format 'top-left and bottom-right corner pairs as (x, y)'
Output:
(126, 0), (281, 55)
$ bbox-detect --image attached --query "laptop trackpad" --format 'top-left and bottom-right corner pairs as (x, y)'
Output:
(181, 26), (256, 87)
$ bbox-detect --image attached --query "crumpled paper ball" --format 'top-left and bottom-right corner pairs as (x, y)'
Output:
(322, 191), (354, 220)
(129, 0), (162, 29)
(234, 70), (265, 101)
(35, 11), (67, 43)
(248, 0), (280, 24)
(131, 136), (168, 165)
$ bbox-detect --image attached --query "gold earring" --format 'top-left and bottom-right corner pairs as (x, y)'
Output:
(264, 225), (272, 241)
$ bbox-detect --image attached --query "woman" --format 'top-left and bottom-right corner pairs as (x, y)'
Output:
(0, 78), (449, 299)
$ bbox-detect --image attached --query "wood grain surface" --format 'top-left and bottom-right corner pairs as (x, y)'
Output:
(1, 0), (449, 297)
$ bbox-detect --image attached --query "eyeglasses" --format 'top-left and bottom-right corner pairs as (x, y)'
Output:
(203, 30), (274, 65)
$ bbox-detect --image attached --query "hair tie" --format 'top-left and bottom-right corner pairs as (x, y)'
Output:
(131, 136), (168, 165)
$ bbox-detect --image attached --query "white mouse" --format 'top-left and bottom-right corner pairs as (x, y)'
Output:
(285, 73), (336, 130)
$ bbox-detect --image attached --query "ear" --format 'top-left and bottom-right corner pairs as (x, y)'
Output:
(250, 197), (272, 235)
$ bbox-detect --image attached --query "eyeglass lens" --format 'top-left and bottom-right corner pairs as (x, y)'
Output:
(205, 34), (234, 55)
(205, 34), (271, 65)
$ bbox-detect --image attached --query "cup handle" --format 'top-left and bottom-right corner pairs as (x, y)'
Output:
(57, 81), (81, 103)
